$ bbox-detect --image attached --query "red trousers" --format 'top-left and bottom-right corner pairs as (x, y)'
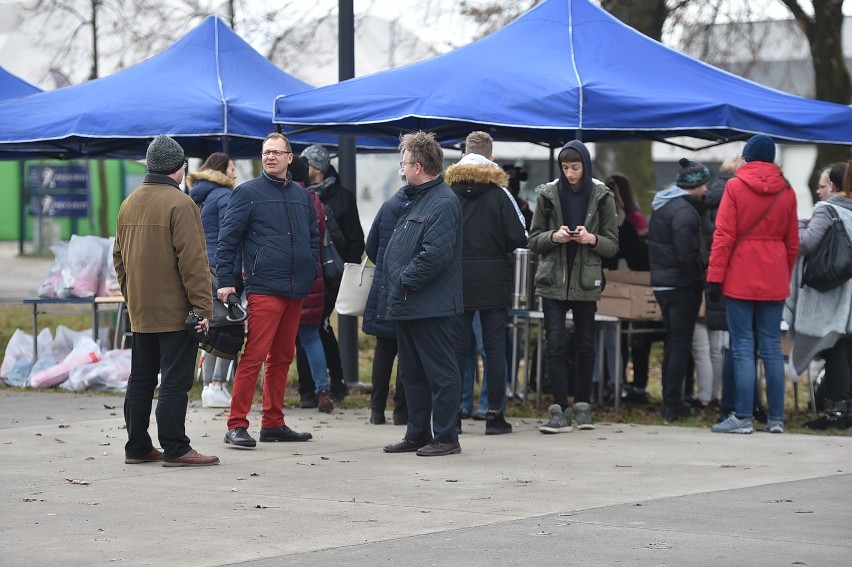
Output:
(227, 294), (302, 430)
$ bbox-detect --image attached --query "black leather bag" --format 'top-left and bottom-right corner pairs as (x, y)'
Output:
(199, 294), (247, 360)
(321, 229), (345, 280)
(803, 205), (852, 292)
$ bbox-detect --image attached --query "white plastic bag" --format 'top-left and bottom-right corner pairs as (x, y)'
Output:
(60, 235), (107, 298)
(62, 349), (130, 392)
(1, 329), (32, 380)
(37, 242), (68, 298)
(97, 236), (121, 297)
(29, 336), (102, 388)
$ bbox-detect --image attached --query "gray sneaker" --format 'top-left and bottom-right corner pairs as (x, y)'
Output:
(539, 404), (573, 433)
(573, 402), (595, 430)
(711, 414), (754, 434)
(765, 419), (784, 433)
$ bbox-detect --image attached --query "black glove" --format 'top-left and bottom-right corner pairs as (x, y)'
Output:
(707, 282), (723, 303)
(184, 310), (207, 343)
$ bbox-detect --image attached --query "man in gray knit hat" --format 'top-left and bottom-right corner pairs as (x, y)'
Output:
(296, 144), (365, 404)
(114, 134), (219, 467)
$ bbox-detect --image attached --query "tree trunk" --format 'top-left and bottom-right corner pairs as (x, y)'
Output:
(782, 0), (851, 198)
(596, 0), (669, 214)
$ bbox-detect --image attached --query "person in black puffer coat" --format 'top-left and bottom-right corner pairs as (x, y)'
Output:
(298, 145), (366, 402)
(363, 187), (409, 425)
(446, 138), (528, 436)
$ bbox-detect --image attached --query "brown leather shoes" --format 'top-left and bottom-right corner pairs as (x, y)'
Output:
(124, 448), (164, 464)
(317, 389), (334, 414)
(383, 438), (429, 453)
(162, 449), (220, 467)
(416, 441), (461, 457)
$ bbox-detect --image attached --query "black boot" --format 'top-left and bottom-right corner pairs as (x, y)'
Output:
(805, 400), (846, 430)
(485, 410), (512, 435)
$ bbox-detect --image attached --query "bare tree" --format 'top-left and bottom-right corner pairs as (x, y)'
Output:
(778, 0), (851, 193)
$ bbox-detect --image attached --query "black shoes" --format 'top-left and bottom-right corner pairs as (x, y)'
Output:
(259, 426), (313, 442)
(416, 441), (461, 457)
(485, 410), (512, 435)
(224, 427), (257, 448)
(459, 408), (472, 419)
(661, 403), (694, 423)
(299, 395), (318, 409)
(370, 410), (386, 424)
(383, 438), (428, 453)
(456, 415), (463, 435)
(392, 413), (408, 426)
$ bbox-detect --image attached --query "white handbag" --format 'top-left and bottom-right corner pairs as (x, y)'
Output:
(334, 258), (375, 316)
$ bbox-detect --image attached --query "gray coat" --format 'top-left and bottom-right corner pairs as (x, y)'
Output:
(785, 196), (852, 374)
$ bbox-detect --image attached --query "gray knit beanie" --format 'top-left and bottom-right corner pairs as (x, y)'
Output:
(146, 135), (186, 175)
(300, 144), (330, 174)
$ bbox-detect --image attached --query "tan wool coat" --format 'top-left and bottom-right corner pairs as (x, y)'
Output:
(113, 179), (213, 333)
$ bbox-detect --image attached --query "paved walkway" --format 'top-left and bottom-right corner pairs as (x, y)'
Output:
(1, 389), (850, 566)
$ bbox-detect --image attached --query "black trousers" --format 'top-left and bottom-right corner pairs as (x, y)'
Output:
(822, 335), (852, 401)
(542, 298), (596, 408)
(654, 287), (703, 410)
(397, 317), (460, 444)
(370, 335), (407, 414)
(452, 309), (509, 411)
(124, 330), (197, 460)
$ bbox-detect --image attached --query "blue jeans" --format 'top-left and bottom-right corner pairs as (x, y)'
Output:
(726, 298), (785, 421)
(298, 325), (329, 394)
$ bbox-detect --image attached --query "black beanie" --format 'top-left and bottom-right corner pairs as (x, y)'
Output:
(146, 135), (185, 175)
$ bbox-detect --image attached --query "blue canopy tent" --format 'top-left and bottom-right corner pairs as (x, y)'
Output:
(273, 0), (852, 149)
(0, 67), (42, 100)
(0, 16), (393, 159)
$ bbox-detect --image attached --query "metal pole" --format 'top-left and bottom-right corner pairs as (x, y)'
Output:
(337, 0), (359, 385)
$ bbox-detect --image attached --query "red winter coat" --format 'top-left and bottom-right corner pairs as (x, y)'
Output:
(300, 190), (325, 325)
(707, 161), (799, 301)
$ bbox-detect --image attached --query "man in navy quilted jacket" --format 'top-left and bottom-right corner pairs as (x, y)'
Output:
(379, 131), (464, 457)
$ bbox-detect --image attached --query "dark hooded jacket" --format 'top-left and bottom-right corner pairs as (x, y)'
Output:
(377, 176), (463, 321)
(188, 168), (242, 292)
(703, 171), (733, 330)
(648, 185), (706, 289)
(528, 141), (619, 301)
(445, 157), (528, 310)
(308, 164), (366, 264)
(363, 187), (408, 337)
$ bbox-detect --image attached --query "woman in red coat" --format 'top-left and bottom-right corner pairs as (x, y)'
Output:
(707, 135), (799, 434)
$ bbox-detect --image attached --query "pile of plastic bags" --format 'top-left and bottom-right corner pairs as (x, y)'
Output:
(0, 326), (130, 391)
(38, 235), (121, 299)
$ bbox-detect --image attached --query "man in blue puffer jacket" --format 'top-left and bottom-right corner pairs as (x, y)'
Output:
(216, 133), (319, 449)
(379, 131), (464, 457)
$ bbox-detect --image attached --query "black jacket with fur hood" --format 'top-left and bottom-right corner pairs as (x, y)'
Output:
(446, 155), (529, 310)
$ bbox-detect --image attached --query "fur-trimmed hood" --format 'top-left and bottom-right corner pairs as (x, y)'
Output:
(445, 154), (509, 199)
(186, 168), (234, 190)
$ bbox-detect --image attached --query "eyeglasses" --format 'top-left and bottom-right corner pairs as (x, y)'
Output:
(399, 161), (417, 168)
(262, 150), (293, 157)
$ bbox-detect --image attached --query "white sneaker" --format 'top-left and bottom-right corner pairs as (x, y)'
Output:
(201, 384), (210, 408)
(205, 385), (231, 408)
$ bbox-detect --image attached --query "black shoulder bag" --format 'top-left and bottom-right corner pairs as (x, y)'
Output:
(802, 205), (852, 292)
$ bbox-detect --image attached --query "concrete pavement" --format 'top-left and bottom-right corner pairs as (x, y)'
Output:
(1, 389), (850, 566)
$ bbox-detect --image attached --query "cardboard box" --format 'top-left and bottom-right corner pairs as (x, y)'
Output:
(598, 270), (661, 320)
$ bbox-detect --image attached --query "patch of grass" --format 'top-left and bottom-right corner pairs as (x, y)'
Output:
(1, 306), (847, 435)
